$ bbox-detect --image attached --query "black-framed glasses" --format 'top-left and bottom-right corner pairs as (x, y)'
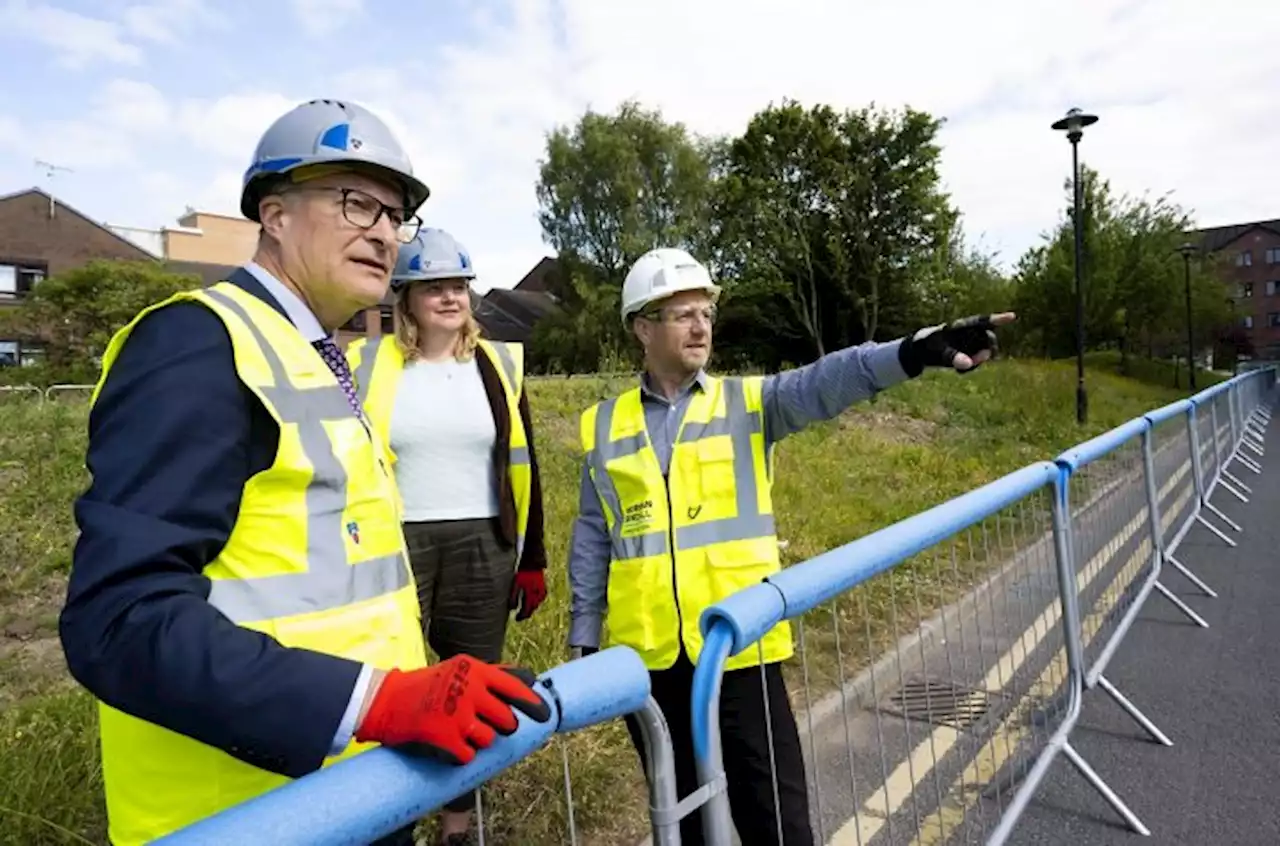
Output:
(640, 305), (718, 327)
(288, 186), (423, 244)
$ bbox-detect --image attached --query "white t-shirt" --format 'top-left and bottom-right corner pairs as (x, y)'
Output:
(388, 356), (500, 522)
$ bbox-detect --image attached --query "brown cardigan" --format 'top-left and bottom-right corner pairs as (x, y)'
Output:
(474, 349), (547, 573)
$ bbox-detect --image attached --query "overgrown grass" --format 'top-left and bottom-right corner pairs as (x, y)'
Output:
(0, 359), (1201, 845)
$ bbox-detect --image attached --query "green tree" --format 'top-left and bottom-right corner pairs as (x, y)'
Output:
(1011, 167), (1236, 371)
(916, 218), (1013, 324)
(0, 259), (202, 378)
(531, 101), (719, 371)
(713, 99), (956, 359)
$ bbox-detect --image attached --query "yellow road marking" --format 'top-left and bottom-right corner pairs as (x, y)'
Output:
(827, 457), (1191, 845)
(906, 507), (1171, 845)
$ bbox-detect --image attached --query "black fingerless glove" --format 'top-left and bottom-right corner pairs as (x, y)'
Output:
(898, 314), (1001, 377)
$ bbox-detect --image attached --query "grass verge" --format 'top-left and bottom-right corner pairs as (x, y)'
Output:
(0, 358), (1201, 845)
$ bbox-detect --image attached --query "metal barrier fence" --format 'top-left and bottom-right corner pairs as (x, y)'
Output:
(10, 368), (1273, 844)
(155, 646), (684, 845)
(688, 366), (1276, 846)
(0, 382), (96, 404)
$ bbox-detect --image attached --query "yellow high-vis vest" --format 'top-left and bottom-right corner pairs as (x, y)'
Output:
(345, 335), (533, 559)
(580, 375), (794, 672)
(91, 283), (427, 846)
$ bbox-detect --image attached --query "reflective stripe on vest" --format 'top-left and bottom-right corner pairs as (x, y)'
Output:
(352, 338), (378, 406)
(587, 378), (775, 560)
(484, 340), (531, 467)
(202, 288), (408, 624)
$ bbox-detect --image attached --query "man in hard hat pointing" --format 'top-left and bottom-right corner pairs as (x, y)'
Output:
(566, 247), (1014, 845)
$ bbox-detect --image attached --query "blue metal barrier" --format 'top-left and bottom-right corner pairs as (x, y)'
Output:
(687, 366), (1277, 845)
(153, 366), (1278, 846)
(156, 646), (652, 846)
(1144, 397), (1191, 426)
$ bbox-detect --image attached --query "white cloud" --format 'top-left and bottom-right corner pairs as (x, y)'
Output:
(121, 0), (226, 45)
(0, 0), (226, 68)
(0, 1), (142, 68)
(3, 0), (1278, 291)
(289, 0), (363, 37)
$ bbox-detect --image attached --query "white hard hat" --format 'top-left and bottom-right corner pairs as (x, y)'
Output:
(240, 99), (429, 221)
(620, 248), (721, 325)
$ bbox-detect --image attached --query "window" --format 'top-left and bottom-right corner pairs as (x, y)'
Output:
(1268, 281), (1279, 297)
(0, 340), (43, 367)
(1269, 312), (1280, 328)
(380, 307), (394, 335)
(1243, 316), (1254, 329)
(19, 345), (45, 367)
(0, 262), (46, 300)
(1267, 248), (1280, 264)
(1237, 250), (1254, 267)
(1239, 282), (1254, 298)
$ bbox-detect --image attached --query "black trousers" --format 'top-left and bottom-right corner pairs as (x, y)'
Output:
(624, 652), (814, 846)
(404, 516), (515, 815)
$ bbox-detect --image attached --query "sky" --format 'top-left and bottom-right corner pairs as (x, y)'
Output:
(0, 0), (1277, 294)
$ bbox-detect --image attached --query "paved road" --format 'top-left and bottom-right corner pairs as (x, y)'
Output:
(1003, 401), (1280, 846)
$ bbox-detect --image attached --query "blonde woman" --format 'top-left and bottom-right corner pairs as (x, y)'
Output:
(346, 228), (547, 846)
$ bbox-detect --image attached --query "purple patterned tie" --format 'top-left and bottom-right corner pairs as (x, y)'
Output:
(312, 338), (364, 419)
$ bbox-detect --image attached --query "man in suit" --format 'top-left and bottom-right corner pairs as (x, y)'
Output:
(59, 98), (551, 846)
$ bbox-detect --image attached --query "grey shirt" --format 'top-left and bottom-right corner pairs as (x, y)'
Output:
(567, 338), (912, 648)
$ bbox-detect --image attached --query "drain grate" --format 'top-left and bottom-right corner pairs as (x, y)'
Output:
(881, 678), (998, 730)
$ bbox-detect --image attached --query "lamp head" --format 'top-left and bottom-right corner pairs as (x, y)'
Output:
(1052, 107), (1099, 141)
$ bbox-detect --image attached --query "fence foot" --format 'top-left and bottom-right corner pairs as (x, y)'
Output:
(1164, 554), (1217, 599)
(1222, 469), (1253, 495)
(1236, 452), (1263, 474)
(1152, 580), (1210, 628)
(1204, 501), (1242, 533)
(1061, 741), (1152, 837)
(1196, 513), (1238, 548)
(1218, 478), (1249, 503)
(1095, 675), (1174, 747)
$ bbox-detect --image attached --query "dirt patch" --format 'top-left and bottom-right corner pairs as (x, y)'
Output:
(840, 410), (940, 445)
(0, 635), (73, 708)
(0, 572), (70, 706)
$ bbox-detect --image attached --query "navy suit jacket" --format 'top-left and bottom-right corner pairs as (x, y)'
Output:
(60, 269), (363, 778)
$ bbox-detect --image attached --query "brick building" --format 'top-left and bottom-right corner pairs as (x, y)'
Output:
(110, 208), (258, 266)
(0, 188), (161, 365)
(1193, 218), (1280, 361)
(0, 185), (560, 362)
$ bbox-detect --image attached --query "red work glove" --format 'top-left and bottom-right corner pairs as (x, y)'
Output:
(510, 570), (546, 621)
(354, 655), (552, 766)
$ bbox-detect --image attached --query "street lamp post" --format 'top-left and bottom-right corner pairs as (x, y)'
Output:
(1177, 242), (1198, 390)
(1052, 106), (1098, 425)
